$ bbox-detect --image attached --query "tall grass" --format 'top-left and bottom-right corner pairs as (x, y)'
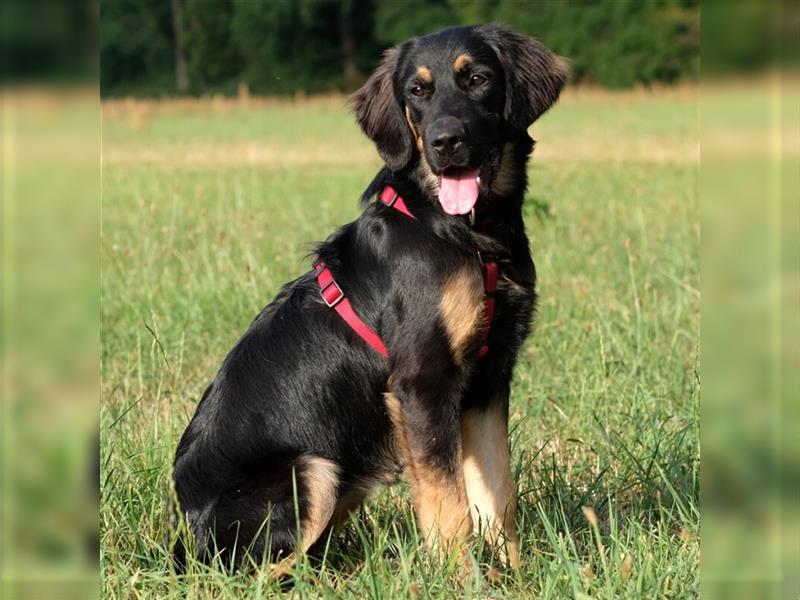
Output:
(101, 87), (699, 598)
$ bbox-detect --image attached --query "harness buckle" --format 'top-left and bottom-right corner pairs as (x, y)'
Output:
(320, 279), (345, 308)
(382, 191), (399, 207)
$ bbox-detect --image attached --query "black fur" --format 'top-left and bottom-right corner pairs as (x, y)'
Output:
(172, 23), (566, 570)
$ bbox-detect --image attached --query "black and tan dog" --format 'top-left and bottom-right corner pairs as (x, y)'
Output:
(172, 23), (566, 573)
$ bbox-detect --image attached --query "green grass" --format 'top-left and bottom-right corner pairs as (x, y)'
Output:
(101, 88), (699, 598)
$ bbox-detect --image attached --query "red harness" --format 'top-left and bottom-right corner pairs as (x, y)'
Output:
(314, 186), (497, 359)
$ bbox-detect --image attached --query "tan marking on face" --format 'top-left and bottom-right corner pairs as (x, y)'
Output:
(405, 106), (436, 198)
(461, 403), (520, 567)
(416, 65), (433, 82)
(270, 455), (339, 578)
(440, 267), (485, 364)
(453, 53), (472, 72)
(417, 152), (440, 195)
(405, 106), (424, 152)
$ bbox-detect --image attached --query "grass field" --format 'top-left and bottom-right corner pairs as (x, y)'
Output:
(100, 87), (699, 599)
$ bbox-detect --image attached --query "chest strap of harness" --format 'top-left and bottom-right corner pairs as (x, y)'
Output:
(314, 185), (498, 359)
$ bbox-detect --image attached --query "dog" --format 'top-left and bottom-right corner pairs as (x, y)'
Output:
(172, 23), (566, 573)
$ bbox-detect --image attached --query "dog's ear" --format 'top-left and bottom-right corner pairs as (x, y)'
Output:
(349, 45), (413, 171)
(476, 23), (568, 131)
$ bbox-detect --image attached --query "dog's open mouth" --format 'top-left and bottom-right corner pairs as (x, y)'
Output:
(438, 167), (481, 216)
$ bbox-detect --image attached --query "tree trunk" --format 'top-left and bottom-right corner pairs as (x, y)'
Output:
(171, 0), (189, 93)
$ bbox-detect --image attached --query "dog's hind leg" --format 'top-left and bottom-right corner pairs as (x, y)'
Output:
(177, 454), (340, 574)
(269, 455), (340, 578)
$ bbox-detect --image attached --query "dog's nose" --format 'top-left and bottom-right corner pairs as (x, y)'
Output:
(429, 118), (465, 156)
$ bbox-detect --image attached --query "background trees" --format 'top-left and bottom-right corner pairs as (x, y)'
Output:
(100, 0), (699, 97)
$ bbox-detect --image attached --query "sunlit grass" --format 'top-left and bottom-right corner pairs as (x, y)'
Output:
(101, 88), (699, 599)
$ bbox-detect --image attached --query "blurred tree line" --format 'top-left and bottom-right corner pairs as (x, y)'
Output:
(100, 0), (698, 97)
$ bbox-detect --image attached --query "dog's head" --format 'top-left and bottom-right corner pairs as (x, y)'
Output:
(350, 24), (567, 215)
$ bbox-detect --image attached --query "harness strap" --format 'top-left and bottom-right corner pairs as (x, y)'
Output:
(314, 261), (389, 358)
(315, 185), (497, 360)
(378, 185), (415, 218)
(478, 260), (498, 358)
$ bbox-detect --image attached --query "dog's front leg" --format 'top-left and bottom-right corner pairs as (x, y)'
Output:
(383, 264), (486, 555)
(461, 392), (520, 568)
(385, 382), (472, 555)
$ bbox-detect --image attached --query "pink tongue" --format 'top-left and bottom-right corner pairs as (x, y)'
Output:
(438, 169), (480, 215)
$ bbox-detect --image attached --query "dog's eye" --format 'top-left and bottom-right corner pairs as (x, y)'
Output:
(411, 85), (426, 97)
(469, 74), (487, 87)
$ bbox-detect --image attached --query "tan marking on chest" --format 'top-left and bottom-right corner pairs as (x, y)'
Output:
(440, 267), (484, 364)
